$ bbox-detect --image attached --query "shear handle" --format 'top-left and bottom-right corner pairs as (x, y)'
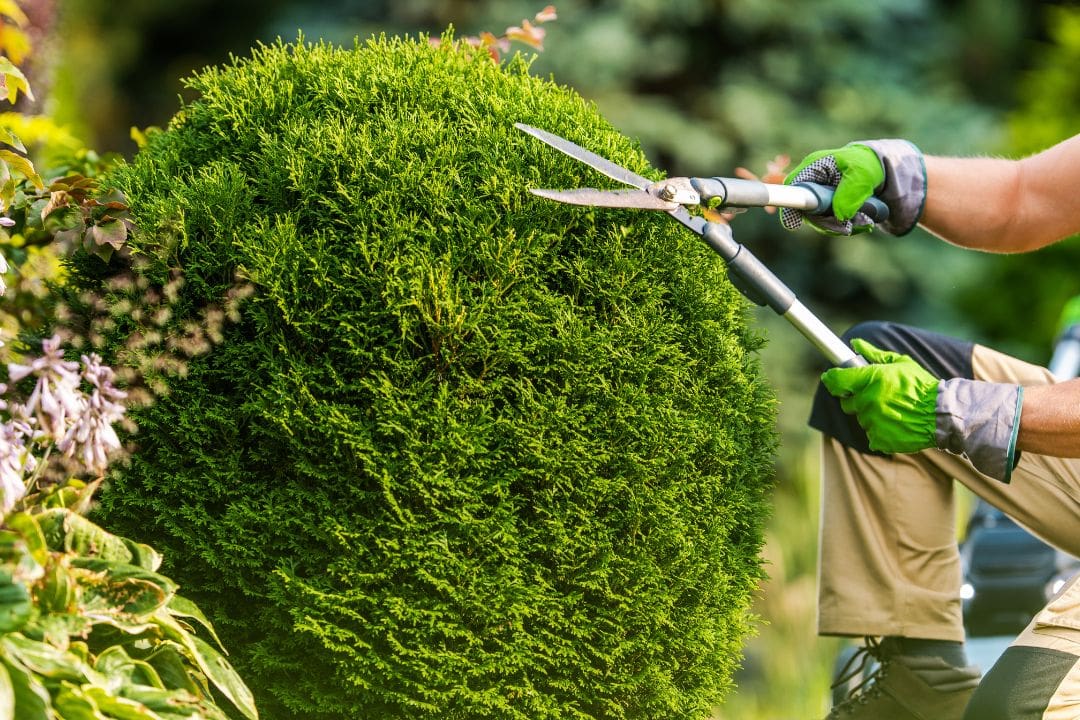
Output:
(690, 177), (889, 222)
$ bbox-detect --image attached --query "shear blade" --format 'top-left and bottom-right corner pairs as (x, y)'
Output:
(530, 188), (679, 211)
(515, 123), (653, 190)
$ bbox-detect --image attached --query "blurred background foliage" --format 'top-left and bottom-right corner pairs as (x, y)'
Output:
(15, 0), (1080, 716)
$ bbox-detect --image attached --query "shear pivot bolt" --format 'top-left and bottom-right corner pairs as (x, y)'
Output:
(659, 183), (678, 201)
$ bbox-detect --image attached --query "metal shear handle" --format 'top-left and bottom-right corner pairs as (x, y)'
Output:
(658, 177), (889, 220)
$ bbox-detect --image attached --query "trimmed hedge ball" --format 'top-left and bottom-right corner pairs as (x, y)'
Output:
(80, 36), (777, 720)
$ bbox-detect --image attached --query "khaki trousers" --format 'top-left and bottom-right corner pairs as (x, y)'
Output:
(819, 341), (1080, 647)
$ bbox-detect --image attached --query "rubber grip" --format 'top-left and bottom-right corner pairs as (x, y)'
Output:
(794, 182), (890, 223)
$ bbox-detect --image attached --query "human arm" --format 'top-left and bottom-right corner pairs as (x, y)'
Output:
(786, 133), (1080, 252)
(1015, 379), (1080, 456)
(922, 134), (1080, 252)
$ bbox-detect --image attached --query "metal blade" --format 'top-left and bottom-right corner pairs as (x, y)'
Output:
(530, 188), (678, 211)
(516, 123), (707, 234)
(668, 205), (707, 234)
(515, 123), (652, 190)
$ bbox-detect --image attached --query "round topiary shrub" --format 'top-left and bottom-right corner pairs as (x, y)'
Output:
(76, 35), (777, 720)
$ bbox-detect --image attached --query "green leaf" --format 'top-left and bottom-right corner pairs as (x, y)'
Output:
(120, 685), (224, 719)
(157, 617), (258, 720)
(0, 582), (31, 634)
(78, 575), (171, 620)
(121, 539), (162, 573)
(0, 531), (42, 586)
(42, 207), (84, 238)
(37, 560), (77, 615)
(80, 687), (164, 720)
(5, 514), (47, 568)
(36, 509), (134, 564)
(53, 683), (105, 720)
(1, 634), (96, 683)
(0, 127), (25, 153)
(95, 646), (167, 690)
(166, 596), (225, 653)
(142, 643), (200, 695)
(36, 613), (93, 647)
(0, 149), (40, 188)
(0, 660), (14, 720)
(1, 658), (49, 720)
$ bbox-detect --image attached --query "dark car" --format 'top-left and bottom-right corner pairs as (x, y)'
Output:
(960, 498), (1078, 635)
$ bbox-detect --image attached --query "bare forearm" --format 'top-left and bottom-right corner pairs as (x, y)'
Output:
(920, 135), (1080, 252)
(920, 155), (1022, 251)
(1017, 379), (1080, 457)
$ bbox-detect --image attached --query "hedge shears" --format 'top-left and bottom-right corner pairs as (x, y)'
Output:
(516, 122), (872, 368)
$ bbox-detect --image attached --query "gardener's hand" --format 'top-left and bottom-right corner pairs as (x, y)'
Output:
(781, 140), (926, 237)
(822, 338), (1024, 483)
(821, 338), (939, 453)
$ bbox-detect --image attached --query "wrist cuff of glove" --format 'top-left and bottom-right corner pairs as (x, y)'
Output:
(852, 139), (926, 236)
(935, 378), (1023, 483)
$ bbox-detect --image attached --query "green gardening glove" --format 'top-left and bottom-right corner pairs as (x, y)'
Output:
(820, 338), (940, 454)
(781, 139), (926, 236)
(781, 145), (885, 236)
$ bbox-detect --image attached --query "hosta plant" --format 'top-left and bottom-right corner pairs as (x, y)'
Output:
(0, 335), (257, 720)
(0, 493), (258, 720)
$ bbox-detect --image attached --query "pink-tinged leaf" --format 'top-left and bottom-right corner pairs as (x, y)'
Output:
(506, 20), (545, 50)
(90, 220), (128, 250)
(764, 154), (791, 182)
(534, 5), (557, 23)
(40, 190), (70, 222)
(479, 31), (510, 53)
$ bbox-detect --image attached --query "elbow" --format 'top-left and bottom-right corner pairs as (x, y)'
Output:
(1004, 153), (1080, 252)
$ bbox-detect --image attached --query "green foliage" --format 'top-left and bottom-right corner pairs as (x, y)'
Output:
(0, 482), (257, 720)
(74, 36), (778, 719)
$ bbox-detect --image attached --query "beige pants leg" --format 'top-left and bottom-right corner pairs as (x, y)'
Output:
(819, 343), (1080, 642)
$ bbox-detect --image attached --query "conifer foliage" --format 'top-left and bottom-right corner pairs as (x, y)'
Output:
(80, 35), (777, 719)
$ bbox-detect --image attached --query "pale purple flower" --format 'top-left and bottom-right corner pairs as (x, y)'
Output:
(57, 353), (127, 475)
(8, 335), (83, 442)
(0, 421), (33, 512)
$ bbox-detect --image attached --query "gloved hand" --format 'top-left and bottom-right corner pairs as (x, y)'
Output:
(781, 140), (926, 237)
(821, 338), (1024, 483)
(821, 338), (939, 453)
